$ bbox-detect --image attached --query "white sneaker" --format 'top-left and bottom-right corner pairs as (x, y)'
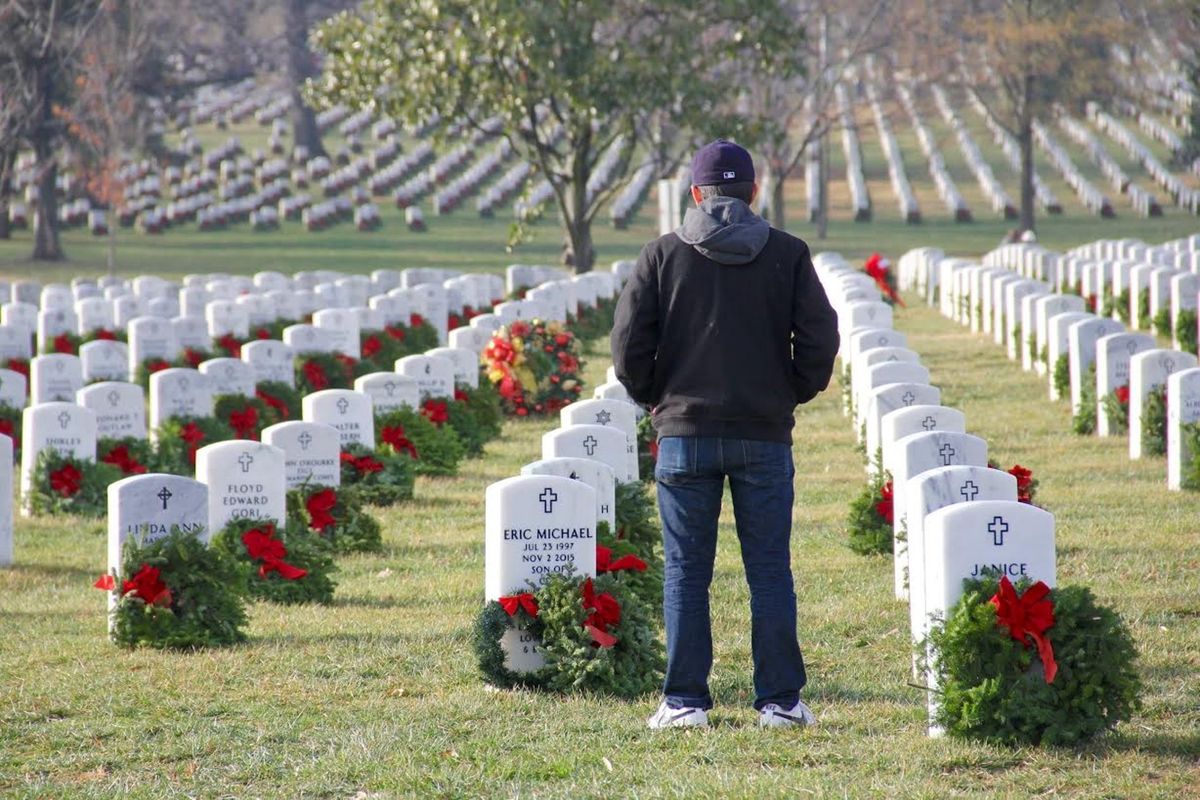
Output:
(758, 699), (816, 729)
(646, 700), (708, 729)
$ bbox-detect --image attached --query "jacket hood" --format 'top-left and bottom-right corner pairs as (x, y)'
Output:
(675, 196), (770, 265)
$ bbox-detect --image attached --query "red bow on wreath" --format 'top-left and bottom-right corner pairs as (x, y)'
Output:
(242, 523), (307, 580)
(216, 334), (242, 358)
(581, 577), (620, 648)
(362, 335), (382, 359)
(596, 545), (647, 575)
(454, 388), (469, 404)
(1007, 465), (1034, 504)
(306, 488), (338, 532)
(864, 252), (904, 307)
(380, 425), (418, 459)
(49, 463), (83, 497)
(53, 333), (76, 354)
(256, 388), (290, 420)
(341, 451), (384, 475)
(101, 563), (173, 606)
(1115, 385), (1130, 406)
(874, 481), (895, 525)
(499, 592), (539, 618)
(990, 575), (1058, 684)
(180, 421), (205, 465)
(102, 444), (148, 476)
(94, 329), (117, 341)
(421, 400), (449, 426)
(302, 360), (329, 391)
(384, 324), (406, 342)
(228, 406), (260, 440)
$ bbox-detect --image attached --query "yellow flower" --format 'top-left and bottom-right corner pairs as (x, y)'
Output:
(513, 338), (524, 352)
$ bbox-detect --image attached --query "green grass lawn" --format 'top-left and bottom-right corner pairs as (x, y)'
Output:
(2, 296), (1199, 798)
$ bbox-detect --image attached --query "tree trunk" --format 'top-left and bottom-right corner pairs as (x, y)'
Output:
(816, 134), (828, 240)
(1018, 76), (1036, 234)
(770, 169), (787, 231)
(0, 148), (12, 241)
(286, 0), (326, 158)
(32, 58), (63, 261)
(561, 129), (595, 274)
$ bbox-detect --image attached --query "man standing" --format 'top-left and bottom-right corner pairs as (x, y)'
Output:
(611, 139), (839, 729)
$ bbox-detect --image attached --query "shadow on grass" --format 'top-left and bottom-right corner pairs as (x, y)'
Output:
(4, 562), (97, 582)
(1078, 730), (1200, 761)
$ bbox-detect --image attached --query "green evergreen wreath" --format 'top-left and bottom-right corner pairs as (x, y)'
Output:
(398, 317), (440, 355)
(1153, 308), (1173, 340)
(1176, 309), (1198, 356)
(1141, 385), (1168, 456)
(375, 407), (463, 476)
(1180, 421), (1200, 490)
(459, 382), (504, 441)
(0, 403), (23, 461)
(211, 517), (337, 604)
(29, 451), (122, 516)
(597, 521), (663, 614)
(101, 527), (249, 649)
(636, 415), (657, 483)
(286, 482), (384, 552)
(474, 572), (664, 697)
(444, 395), (488, 456)
(841, 365), (853, 418)
(338, 442), (416, 507)
(295, 352), (358, 393)
(1137, 289), (1150, 329)
(1100, 386), (1129, 436)
(133, 357), (176, 389)
(1053, 355), (1070, 402)
(1072, 365), (1097, 436)
(614, 480), (660, 553)
(358, 328), (406, 372)
(847, 473), (894, 555)
(97, 437), (156, 476)
(213, 394), (271, 440)
(925, 576), (1141, 746)
(154, 415), (235, 475)
(254, 381), (302, 426)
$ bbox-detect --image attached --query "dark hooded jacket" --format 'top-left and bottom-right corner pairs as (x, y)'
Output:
(611, 196), (839, 443)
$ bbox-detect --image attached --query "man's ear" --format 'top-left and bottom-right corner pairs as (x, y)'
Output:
(691, 185), (703, 206)
(750, 182), (759, 205)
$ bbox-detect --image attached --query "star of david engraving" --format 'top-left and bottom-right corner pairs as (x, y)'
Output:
(238, 452), (254, 473)
(539, 488), (558, 513)
(960, 481), (980, 501)
(988, 516), (1009, 546)
(583, 435), (598, 456)
(157, 486), (172, 510)
(938, 443), (956, 466)
(594, 410), (612, 426)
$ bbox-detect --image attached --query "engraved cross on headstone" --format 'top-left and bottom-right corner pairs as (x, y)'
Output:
(57, 411), (71, 430)
(583, 435), (598, 456)
(107, 389), (120, 407)
(921, 415), (937, 431)
(298, 432), (312, 450)
(238, 452), (254, 473)
(384, 380), (396, 396)
(939, 443), (956, 466)
(902, 391), (916, 406)
(960, 480), (980, 501)
(157, 486), (172, 510)
(988, 516), (1009, 546)
(539, 487), (558, 513)
(336, 397), (350, 414)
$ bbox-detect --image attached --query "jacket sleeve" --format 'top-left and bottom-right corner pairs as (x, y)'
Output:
(611, 244), (660, 406)
(790, 246), (840, 404)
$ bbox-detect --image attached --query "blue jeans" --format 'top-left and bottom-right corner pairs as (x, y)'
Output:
(655, 436), (806, 711)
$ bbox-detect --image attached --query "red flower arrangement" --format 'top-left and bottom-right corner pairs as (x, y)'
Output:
(1008, 465), (1034, 504)
(101, 444), (148, 476)
(380, 425), (419, 458)
(241, 523), (307, 580)
(1114, 385), (1130, 406)
(215, 334), (242, 358)
(305, 488), (338, 532)
(874, 481), (894, 524)
(421, 399), (449, 426)
(49, 463), (83, 497)
(581, 577), (620, 648)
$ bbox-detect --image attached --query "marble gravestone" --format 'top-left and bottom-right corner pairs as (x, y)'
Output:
(906, 466), (1018, 648)
(302, 389), (375, 448)
(1093, 332), (1155, 437)
(1033, 295), (1086, 377)
(0, 436), (12, 565)
(105, 474), (209, 621)
(0, 324), (32, 361)
(79, 340), (129, 383)
(542, 423), (637, 484)
(75, 296), (115, 335)
(560, 398), (639, 441)
(30, 354), (84, 404)
(172, 316), (211, 352)
(195, 440), (286, 534)
(283, 324), (336, 355)
(20, 402), (96, 514)
(36, 307), (78, 355)
(199, 358), (257, 398)
(312, 308), (362, 359)
(205, 300), (250, 340)
(1046, 312), (1093, 401)
(395, 354), (455, 400)
(353, 372), (420, 414)
(484, 474), (597, 672)
(876, 403), (964, 479)
(886, 431), (989, 601)
(0, 368), (26, 409)
(428, 346), (481, 389)
(241, 340), (295, 387)
(447, 326), (491, 355)
(77, 382), (147, 440)
(1067, 317), (1125, 417)
(262, 421), (342, 488)
(1167, 367), (1200, 491)
(854, 362), (931, 438)
(1129, 349), (1196, 459)
(127, 316), (180, 378)
(409, 283), (450, 345)
(521, 456), (617, 531)
(148, 369), (213, 434)
(864, 385), (943, 474)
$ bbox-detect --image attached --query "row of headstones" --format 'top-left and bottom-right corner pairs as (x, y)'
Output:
(2, 264), (638, 572)
(901, 236), (1200, 488)
(483, 363), (645, 674)
(816, 251), (1056, 735)
(0, 263), (638, 413)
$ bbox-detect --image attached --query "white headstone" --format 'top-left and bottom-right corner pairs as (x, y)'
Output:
(427, 346), (480, 389)
(312, 308), (362, 359)
(1094, 332), (1155, 436)
(0, 436), (12, 564)
(302, 389), (374, 447)
(1167, 367), (1200, 490)
(521, 457), (616, 531)
(542, 424), (637, 484)
(353, 372), (420, 413)
(199, 358), (257, 398)
(262, 421), (342, 488)
(205, 300), (250, 339)
(128, 316), (180, 378)
(241, 340), (294, 387)
(20, 402), (96, 512)
(1129, 349), (1196, 459)
(77, 382), (147, 441)
(148, 368), (213, 432)
(0, 368), (26, 409)
(30, 354), (84, 404)
(395, 354), (455, 400)
(195, 441), (287, 534)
